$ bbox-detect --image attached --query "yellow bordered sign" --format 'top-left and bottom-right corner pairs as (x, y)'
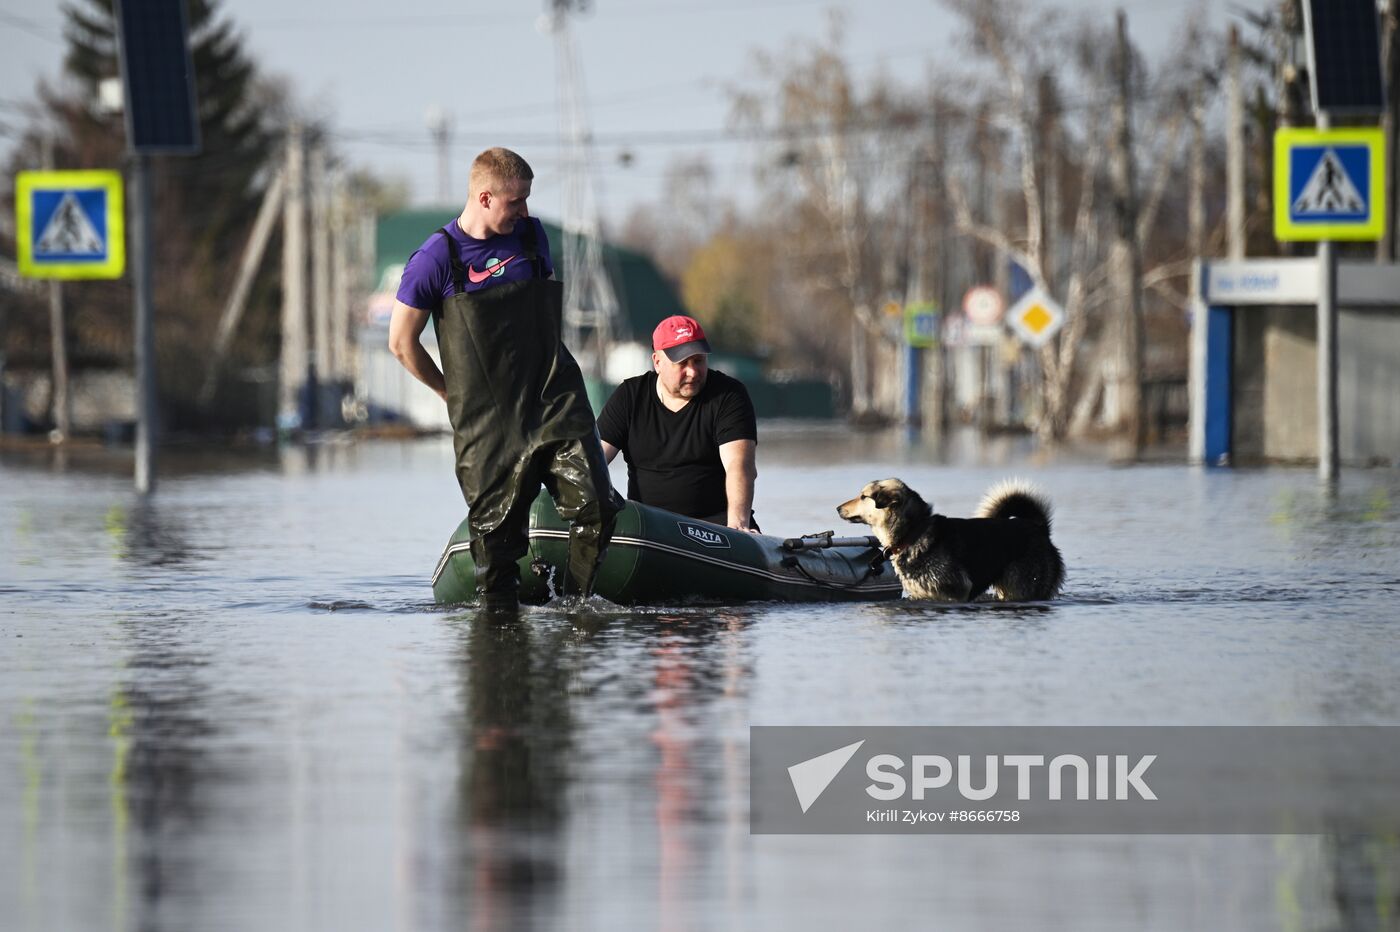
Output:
(1274, 127), (1386, 242)
(15, 169), (126, 279)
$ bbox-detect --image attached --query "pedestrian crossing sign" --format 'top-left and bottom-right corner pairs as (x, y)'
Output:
(1274, 127), (1386, 241)
(15, 170), (126, 279)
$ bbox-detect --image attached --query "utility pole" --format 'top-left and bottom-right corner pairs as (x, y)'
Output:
(1189, 77), (1206, 258)
(545, 0), (621, 382)
(279, 122), (308, 432)
(40, 136), (70, 441)
(1110, 9), (1144, 450)
(931, 101), (951, 435)
(1034, 73), (1062, 431)
(1227, 25), (1247, 260)
(330, 169), (351, 393)
(426, 107), (452, 204)
(310, 141), (332, 428)
(199, 169), (286, 405)
(903, 144), (929, 427)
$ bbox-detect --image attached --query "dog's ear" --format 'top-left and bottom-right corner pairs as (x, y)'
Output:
(871, 487), (899, 509)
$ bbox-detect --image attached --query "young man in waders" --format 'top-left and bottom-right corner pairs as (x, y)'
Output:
(388, 147), (622, 611)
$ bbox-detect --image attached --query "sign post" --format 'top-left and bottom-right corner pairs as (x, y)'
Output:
(1273, 122), (1368, 482)
(1278, 0), (1386, 483)
(15, 168), (126, 441)
(115, 0), (202, 494)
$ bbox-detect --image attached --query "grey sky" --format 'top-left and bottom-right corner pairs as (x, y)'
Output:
(2, 0), (1273, 229)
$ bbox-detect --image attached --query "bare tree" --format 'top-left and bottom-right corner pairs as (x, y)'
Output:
(729, 13), (923, 418)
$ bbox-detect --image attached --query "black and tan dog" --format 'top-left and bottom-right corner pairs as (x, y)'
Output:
(837, 478), (1064, 602)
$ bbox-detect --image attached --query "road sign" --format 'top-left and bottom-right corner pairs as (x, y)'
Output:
(1007, 288), (1065, 348)
(903, 301), (939, 348)
(1274, 127), (1386, 241)
(962, 286), (1005, 326)
(16, 170), (126, 279)
(942, 313), (966, 348)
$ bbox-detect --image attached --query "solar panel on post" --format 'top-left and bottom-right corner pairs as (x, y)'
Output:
(114, 0), (201, 154)
(1302, 0), (1385, 116)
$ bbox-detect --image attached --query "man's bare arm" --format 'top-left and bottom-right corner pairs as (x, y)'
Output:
(600, 439), (620, 464)
(388, 301), (447, 401)
(718, 438), (757, 532)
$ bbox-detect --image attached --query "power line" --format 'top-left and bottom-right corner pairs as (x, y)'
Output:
(244, 0), (826, 30)
(0, 10), (63, 44)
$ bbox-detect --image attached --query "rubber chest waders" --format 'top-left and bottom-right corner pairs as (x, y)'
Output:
(433, 223), (622, 598)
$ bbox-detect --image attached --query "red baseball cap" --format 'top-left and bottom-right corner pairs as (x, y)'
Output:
(652, 314), (712, 362)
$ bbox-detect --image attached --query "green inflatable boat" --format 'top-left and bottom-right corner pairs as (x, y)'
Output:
(431, 492), (903, 605)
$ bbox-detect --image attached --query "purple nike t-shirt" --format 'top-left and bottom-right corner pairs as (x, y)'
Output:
(395, 217), (554, 313)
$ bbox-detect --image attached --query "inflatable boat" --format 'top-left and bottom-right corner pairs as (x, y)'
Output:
(431, 492), (903, 605)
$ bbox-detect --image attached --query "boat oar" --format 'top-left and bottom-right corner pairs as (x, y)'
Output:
(780, 532), (880, 552)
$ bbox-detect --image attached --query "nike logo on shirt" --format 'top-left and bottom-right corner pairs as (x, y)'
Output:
(466, 255), (519, 284)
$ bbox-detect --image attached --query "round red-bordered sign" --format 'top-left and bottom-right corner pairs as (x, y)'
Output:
(963, 286), (1005, 326)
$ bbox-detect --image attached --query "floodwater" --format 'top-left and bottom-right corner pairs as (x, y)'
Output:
(3, 425), (1399, 932)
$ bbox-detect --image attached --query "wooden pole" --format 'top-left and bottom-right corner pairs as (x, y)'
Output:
(279, 123), (308, 432)
(330, 169), (351, 388)
(1227, 24), (1247, 260)
(199, 169), (285, 405)
(1189, 77), (1206, 258)
(310, 142), (332, 428)
(1110, 9), (1145, 449)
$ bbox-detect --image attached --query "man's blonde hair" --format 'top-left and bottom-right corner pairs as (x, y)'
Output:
(469, 147), (534, 196)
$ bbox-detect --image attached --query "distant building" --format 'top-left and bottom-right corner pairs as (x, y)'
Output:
(1191, 258), (1400, 466)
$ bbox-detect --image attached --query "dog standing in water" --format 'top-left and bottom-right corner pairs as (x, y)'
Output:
(837, 479), (1064, 602)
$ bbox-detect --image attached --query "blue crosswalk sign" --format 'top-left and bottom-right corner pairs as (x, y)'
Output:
(1274, 127), (1385, 241)
(1289, 146), (1369, 220)
(15, 169), (126, 279)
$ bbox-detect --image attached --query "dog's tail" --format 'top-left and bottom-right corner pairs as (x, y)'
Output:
(975, 479), (1053, 529)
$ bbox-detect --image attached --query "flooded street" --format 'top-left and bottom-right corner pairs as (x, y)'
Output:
(3, 427), (1400, 931)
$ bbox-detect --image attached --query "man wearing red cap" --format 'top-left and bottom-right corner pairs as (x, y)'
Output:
(597, 315), (759, 531)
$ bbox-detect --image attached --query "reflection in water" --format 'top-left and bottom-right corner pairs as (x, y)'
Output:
(105, 500), (202, 568)
(109, 501), (216, 932)
(645, 611), (752, 932)
(100, 618), (217, 932)
(449, 608), (755, 929)
(1323, 834), (1400, 931)
(454, 612), (571, 930)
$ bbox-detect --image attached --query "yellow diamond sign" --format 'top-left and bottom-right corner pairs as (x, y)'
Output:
(1007, 288), (1065, 348)
(1022, 303), (1052, 332)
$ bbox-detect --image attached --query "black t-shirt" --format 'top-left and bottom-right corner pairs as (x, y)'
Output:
(597, 369), (757, 520)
